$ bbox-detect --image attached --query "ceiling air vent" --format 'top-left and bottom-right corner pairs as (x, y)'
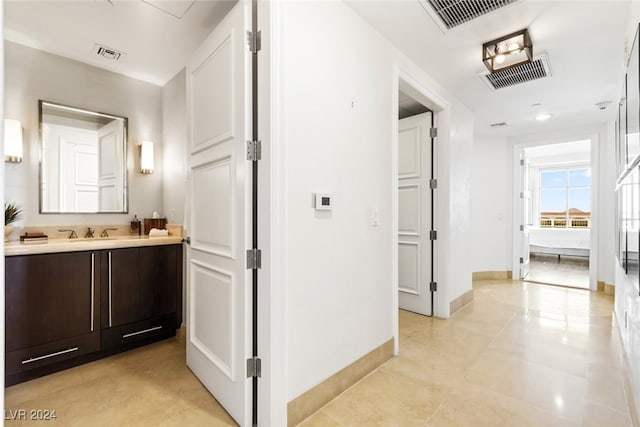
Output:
(490, 122), (508, 128)
(419, 0), (520, 31)
(93, 44), (124, 61)
(479, 54), (552, 90)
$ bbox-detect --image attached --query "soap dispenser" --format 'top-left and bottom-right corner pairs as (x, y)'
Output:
(131, 215), (142, 236)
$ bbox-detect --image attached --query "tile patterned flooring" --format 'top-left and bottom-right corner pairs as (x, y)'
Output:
(301, 281), (631, 426)
(5, 280), (632, 426)
(527, 253), (590, 289)
(5, 339), (236, 426)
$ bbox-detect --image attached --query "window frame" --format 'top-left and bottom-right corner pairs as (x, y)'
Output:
(537, 163), (591, 228)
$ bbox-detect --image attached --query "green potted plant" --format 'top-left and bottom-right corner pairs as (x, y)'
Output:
(5, 202), (22, 241)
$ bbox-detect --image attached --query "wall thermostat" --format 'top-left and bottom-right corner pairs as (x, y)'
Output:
(314, 193), (332, 211)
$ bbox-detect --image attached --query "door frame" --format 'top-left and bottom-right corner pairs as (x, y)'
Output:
(511, 132), (600, 291)
(392, 69), (448, 354)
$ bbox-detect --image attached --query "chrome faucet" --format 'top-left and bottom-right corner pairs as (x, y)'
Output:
(85, 228), (95, 238)
(59, 229), (78, 239)
(100, 228), (118, 238)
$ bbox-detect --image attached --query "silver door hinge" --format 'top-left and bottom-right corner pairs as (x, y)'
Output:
(430, 282), (437, 292)
(247, 140), (262, 161)
(519, 225), (524, 231)
(246, 249), (262, 270)
(430, 230), (437, 241)
(519, 257), (524, 264)
(430, 128), (438, 138)
(520, 159), (525, 166)
(246, 357), (262, 378)
(429, 179), (438, 189)
(247, 30), (262, 53)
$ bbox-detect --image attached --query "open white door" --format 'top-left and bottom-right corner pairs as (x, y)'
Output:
(97, 120), (124, 212)
(398, 112), (434, 315)
(519, 156), (531, 279)
(185, 2), (251, 425)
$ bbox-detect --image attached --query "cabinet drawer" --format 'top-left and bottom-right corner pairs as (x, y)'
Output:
(6, 333), (100, 376)
(101, 315), (176, 351)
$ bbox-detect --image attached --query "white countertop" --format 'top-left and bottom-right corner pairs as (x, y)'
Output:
(5, 235), (184, 256)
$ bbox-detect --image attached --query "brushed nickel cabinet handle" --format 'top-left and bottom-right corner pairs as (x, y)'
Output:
(108, 251), (113, 327)
(122, 326), (162, 339)
(91, 253), (95, 332)
(22, 347), (79, 365)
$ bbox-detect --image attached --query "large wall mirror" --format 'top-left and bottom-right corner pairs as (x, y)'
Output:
(39, 100), (128, 213)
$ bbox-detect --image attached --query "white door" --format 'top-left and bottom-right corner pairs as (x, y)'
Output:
(97, 120), (124, 212)
(398, 112), (433, 315)
(185, 2), (251, 426)
(519, 156), (531, 279)
(59, 131), (98, 212)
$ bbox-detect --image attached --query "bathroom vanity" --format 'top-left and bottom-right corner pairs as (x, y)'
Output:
(4, 237), (183, 386)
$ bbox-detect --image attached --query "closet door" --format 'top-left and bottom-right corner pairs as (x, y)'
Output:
(398, 112), (434, 315)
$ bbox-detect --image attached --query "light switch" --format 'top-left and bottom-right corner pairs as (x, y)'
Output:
(371, 208), (379, 227)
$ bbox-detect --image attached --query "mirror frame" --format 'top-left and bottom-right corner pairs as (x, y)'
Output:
(38, 100), (129, 214)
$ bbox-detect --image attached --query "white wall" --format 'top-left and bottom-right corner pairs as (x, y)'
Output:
(274, 1), (473, 402)
(471, 134), (510, 272)
(4, 41), (163, 227)
(161, 68), (187, 225)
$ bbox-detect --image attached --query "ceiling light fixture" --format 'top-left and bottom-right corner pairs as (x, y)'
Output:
(483, 28), (532, 73)
(535, 113), (552, 121)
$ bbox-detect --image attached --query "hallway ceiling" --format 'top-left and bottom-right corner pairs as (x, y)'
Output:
(4, 0), (237, 86)
(346, 0), (630, 137)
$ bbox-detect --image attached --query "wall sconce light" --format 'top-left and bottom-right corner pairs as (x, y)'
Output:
(482, 28), (532, 73)
(139, 140), (154, 174)
(4, 119), (23, 163)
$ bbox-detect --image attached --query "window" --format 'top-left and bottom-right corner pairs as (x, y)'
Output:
(539, 167), (591, 228)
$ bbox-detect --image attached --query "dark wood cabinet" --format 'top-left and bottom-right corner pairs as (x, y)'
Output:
(100, 244), (182, 351)
(5, 243), (183, 385)
(101, 248), (152, 328)
(5, 251), (100, 381)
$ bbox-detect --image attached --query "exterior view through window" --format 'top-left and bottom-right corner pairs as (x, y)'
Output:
(539, 167), (591, 228)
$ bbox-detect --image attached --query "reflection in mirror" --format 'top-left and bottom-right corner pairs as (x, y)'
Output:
(40, 101), (128, 213)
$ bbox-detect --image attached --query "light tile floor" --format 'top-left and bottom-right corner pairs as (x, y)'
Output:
(5, 339), (236, 426)
(527, 253), (590, 289)
(5, 280), (631, 427)
(302, 280), (631, 427)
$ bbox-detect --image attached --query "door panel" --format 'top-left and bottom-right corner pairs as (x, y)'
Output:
(97, 119), (124, 212)
(185, 2), (250, 425)
(192, 157), (233, 257)
(398, 242), (420, 294)
(398, 112), (433, 315)
(399, 184), (420, 236)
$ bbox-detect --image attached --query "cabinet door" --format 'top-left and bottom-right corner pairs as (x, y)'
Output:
(101, 248), (153, 328)
(143, 245), (179, 317)
(5, 251), (100, 352)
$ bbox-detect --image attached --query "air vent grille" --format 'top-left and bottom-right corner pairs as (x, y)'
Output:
(93, 44), (124, 61)
(479, 55), (552, 90)
(490, 122), (509, 128)
(424, 0), (519, 30)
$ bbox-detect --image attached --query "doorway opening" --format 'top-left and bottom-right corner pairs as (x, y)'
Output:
(517, 139), (593, 289)
(397, 88), (436, 316)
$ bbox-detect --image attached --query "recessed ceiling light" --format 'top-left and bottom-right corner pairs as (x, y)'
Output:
(535, 113), (552, 121)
